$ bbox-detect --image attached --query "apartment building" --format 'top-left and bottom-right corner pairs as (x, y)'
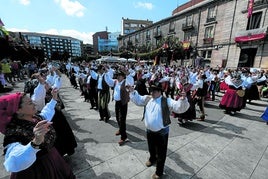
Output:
(21, 32), (82, 59)
(118, 0), (268, 68)
(121, 18), (153, 35)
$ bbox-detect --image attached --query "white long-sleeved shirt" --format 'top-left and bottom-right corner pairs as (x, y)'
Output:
(31, 83), (46, 111)
(4, 99), (57, 172)
(107, 74), (134, 101)
(90, 68), (114, 90)
(130, 91), (189, 132)
(46, 72), (62, 89)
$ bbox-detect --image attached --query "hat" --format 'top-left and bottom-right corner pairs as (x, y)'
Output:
(149, 81), (163, 92)
(201, 74), (207, 80)
(115, 69), (127, 77)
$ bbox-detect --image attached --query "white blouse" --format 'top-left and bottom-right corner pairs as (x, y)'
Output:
(4, 99), (57, 172)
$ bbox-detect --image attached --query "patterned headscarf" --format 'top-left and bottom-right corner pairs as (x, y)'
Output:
(0, 92), (23, 134)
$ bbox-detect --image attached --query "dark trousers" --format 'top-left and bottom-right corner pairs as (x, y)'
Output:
(98, 90), (110, 120)
(89, 88), (98, 108)
(196, 96), (205, 117)
(115, 101), (128, 140)
(147, 127), (169, 176)
(209, 81), (216, 101)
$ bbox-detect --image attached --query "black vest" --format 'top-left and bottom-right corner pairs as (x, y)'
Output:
(120, 80), (130, 105)
(161, 97), (171, 127)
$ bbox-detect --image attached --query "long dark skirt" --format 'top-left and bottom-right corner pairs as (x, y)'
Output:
(10, 147), (75, 179)
(52, 109), (77, 156)
(246, 84), (260, 101)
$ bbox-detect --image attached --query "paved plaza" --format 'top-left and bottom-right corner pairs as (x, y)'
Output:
(1, 75), (268, 179)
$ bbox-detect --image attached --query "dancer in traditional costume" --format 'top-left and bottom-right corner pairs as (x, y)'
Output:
(219, 72), (244, 115)
(0, 90), (75, 179)
(174, 76), (196, 124)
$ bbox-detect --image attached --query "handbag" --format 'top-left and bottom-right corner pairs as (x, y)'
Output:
(261, 107), (268, 122)
(236, 90), (245, 97)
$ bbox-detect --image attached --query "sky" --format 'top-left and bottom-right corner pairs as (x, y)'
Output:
(0, 0), (189, 44)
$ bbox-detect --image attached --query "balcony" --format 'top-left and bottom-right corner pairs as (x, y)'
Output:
(203, 37), (214, 44)
(168, 28), (176, 35)
(169, 28), (175, 33)
(206, 17), (216, 23)
(154, 31), (162, 38)
(182, 23), (194, 31)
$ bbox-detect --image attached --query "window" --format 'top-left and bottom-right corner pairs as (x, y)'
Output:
(146, 30), (151, 40)
(169, 21), (175, 32)
(204, 26), (214, 38)
(184, 32), (192, 41)
(186, 15), (193, 26)
(207, 6), (217, 23)
(135, 34), (139, 43)
(247, 12), (262, 30)
(208, 6), (216, 19)
(131, 24), (138, 27)
(202, 50), (212, 59)
(156, 26), (161, 35)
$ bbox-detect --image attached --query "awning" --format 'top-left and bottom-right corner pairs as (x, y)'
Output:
(235, 26), (267, 43)
(235, 33), (266, 42)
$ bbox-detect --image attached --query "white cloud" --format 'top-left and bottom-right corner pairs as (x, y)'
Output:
(8, 28), (30, 32)
(19, 0), (30, 5)
(7, 28), (93, 44)
(134, 2), (153, 10)
(54, 0), (86, 17)
(43, 29), (93, 44)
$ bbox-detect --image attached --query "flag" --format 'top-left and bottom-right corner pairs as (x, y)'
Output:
(0, 18), (4, 26)
(247, 0), (254, 18)
(182, 41), (191, 50)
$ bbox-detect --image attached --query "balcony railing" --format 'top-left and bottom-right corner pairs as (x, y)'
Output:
(169, 28), (175, 33)
(154, 31), (162, 38)
(182, 23), (194, 31)
(206, 17), (216, 23)
(203, 37), (214, 44)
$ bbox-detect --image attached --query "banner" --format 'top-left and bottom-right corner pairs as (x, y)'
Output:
(247, 0), (254, 18)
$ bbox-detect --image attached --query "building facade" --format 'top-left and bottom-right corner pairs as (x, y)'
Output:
(82, 43), (94, 56)
(92, 31), (108, 55)
(93, 31), (120, 54)
(21, 32), (82, 59)
(118, 0), (268, 69)
(121, 18), (153, 35)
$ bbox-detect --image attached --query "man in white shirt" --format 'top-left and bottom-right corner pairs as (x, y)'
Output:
(128, 81), (189, 179)
(106, 69), (134, 145)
